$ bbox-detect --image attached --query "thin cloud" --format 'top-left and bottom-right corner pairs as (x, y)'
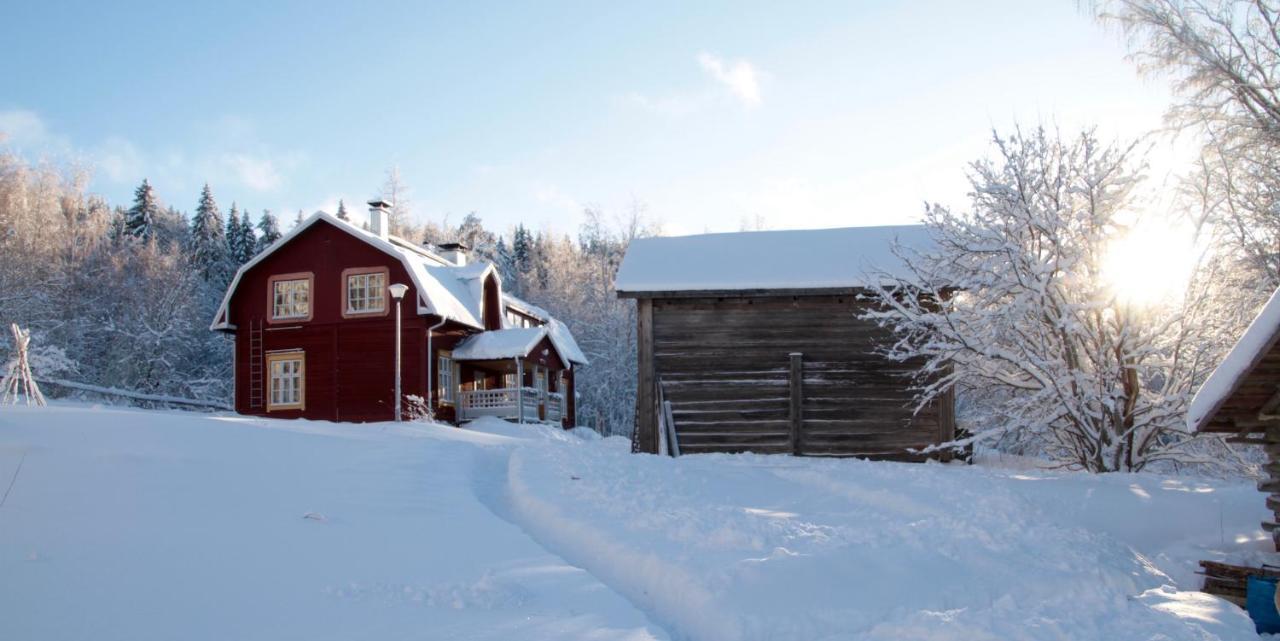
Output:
(697, 52), (762, 107)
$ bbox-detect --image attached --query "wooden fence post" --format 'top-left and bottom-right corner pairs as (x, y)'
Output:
(789, 352), (803, 455)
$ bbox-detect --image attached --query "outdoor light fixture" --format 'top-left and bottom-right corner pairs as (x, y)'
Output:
(388, 283), (409, 421)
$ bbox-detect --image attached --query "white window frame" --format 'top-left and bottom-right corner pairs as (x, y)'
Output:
(438, 352), (456, 404)
(503, 373), (517, 389)
(272, 278), (311, 320)
(266, 351), (305, 411)
(345, 271), (386, 314)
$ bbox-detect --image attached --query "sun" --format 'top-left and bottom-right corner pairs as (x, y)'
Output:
(1101, 222), (1198, 308)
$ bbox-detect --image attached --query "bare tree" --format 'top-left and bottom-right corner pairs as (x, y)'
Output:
(379, 166), (413, 235)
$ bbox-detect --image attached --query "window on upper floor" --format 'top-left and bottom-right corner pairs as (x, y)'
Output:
(271, 276), (311, 320)
(345, 270), (387, 315)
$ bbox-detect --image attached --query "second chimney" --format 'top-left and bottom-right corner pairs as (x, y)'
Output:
(367, 199), (392, 239)
(436, 242), (469, 266)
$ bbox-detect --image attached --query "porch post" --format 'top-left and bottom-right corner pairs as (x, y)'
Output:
(515, 357), (524, 424)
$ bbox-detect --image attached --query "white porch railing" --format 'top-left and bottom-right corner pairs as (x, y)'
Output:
(459, 387), (542, 422)
(546, 392), (564, 423)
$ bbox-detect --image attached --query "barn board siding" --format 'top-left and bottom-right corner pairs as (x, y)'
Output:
(648, 294), (949, 458)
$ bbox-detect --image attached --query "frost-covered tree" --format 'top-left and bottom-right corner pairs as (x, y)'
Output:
(125, 179), (160, 241)
(226, 203), (244, 267)
(1099, 0), (1280, 286)
(186, 183), (227, 281)
(866, 127), (1244, 473)
(379, 166), (412, 234)
(232, 209), (256, 264)
(335, 199), (350, 222)
(256, 209), (281, 253)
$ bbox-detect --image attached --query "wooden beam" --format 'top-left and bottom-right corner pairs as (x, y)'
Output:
(635, 298), (658, 454)
(789, 352), (803, 455)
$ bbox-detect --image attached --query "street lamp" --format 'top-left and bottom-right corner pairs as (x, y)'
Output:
(388, 283), (409, 422)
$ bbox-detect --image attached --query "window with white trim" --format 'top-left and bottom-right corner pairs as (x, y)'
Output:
(267, 352), (305, 410)
(504, 373), (517, 389)
(438, 353), (455, 404)
(272, 278), (310, 319)
(346, 271), (386, 314)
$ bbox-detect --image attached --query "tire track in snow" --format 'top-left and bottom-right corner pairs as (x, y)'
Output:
(473, 445), (742, 641)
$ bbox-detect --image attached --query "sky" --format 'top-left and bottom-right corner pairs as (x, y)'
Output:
(0, 1), (1181, 237)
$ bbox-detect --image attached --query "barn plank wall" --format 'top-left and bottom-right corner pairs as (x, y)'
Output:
(649, 294), (950, 458)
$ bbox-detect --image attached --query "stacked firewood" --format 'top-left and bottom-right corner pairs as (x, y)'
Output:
(1199, 560), (1280, 607)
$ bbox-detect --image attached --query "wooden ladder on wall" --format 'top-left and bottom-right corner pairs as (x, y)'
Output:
(248, 319), (264, 409)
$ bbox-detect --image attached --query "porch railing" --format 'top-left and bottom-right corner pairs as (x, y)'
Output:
(458, 387), (541, 422)
(546, 392), (564, 423)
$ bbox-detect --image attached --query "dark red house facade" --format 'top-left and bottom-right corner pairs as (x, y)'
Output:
(211, 202), (586, 426)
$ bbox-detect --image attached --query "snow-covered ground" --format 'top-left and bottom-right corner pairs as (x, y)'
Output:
(0, 404), (1273, 640)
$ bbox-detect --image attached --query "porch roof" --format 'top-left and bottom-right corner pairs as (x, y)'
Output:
(452, 327), (548, 361)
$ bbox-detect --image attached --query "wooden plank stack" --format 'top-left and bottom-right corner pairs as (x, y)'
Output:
(1199, 560), (1280, 607)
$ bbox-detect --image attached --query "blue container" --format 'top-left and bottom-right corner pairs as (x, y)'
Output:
(1247, 576), (1280, 634)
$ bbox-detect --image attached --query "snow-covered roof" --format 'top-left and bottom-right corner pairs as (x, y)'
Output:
(613, 225), (935, 294)
(502, 294), (550, 322)
(452, 321), (588, 366)
(1187, 286), (1280, 432)
(547, 318), (588, 365)
(452, 328), (549, 361)
(211, 212), (497, 331)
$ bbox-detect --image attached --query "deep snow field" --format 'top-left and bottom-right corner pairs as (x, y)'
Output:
(0, 404), (1275, 640)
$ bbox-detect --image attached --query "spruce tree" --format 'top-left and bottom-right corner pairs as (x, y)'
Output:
(226, 203), (243, 267)
(256, 210), (282, 253)
(336, 199), (350, 221)
(236, 210), (256, 263)
(125, 179), (160, 241)
(186, 183), (227, 281)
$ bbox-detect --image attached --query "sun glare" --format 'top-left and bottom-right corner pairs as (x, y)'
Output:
(1101, 223), (1197, 308)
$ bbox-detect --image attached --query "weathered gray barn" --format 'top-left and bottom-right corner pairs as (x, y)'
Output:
(615, 225), (955, 458)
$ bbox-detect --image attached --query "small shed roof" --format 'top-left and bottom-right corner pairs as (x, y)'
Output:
(1188, 286), (1280, 433)
(613, 224), (935, 296)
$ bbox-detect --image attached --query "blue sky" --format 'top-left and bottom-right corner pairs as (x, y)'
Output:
(0, 1), (1177, 236)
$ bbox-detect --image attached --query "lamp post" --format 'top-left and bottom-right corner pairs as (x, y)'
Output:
(388, 283), (409, 422)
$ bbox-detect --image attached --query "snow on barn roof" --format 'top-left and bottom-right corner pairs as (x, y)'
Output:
(613, 224), (935, 294)
(211, 212), (497, 332)
(1187, 286), (1280, 432)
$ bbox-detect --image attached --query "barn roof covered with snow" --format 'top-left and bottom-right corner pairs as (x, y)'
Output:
(1188, 286), (1280, 434)
(613, 224), (935, 296)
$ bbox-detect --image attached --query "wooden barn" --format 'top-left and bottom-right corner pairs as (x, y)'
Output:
(211, 201), (586, 425)
(615, 225), (955, 457)
(1188, 286), (1280, 550)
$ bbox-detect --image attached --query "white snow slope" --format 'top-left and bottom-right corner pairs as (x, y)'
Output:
(0, 404), (1272, 640)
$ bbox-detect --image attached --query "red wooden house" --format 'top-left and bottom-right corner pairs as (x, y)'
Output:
(210, 201), (586, 425)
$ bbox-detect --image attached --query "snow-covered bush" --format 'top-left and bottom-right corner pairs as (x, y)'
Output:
(403, 394), (433, 422)
(866, 127), (1249, 473)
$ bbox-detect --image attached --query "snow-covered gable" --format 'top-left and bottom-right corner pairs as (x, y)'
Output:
(211, 211), (498, 331)
(452, 327), (550, 361)
(614, 224), (935, 294)
(547, 318), (587, 365)
(1187, 286), (1280, 432)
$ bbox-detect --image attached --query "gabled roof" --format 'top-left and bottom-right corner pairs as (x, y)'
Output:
(502, 293), (550, 323)
(452, 327), (550, 361)
(1188, 286), (1280, 433)
(613, 224), (936, 295)
(210, 211), (498, 331)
